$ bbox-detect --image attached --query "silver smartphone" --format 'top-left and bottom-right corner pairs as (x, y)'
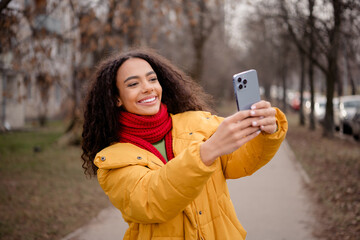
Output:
(233, 69), (261, 111)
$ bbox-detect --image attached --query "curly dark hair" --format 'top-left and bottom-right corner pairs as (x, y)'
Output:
(81, 48), (214, 176)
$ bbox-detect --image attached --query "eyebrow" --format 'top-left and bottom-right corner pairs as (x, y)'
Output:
(124, 71), (156, 83)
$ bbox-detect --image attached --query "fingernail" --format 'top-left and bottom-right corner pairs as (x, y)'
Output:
(251, 110), (255, 115)
(256, 130), (261, 134)
(251, 105), (256, 110)
(252, 121), (257, 126)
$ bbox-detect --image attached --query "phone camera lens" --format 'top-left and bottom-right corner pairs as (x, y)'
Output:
(243, 79), (247, 84)
(239, 84), (243, 89)
(238, 77), (242, 83)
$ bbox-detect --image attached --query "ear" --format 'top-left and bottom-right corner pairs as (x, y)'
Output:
(116, 98), (122, 107)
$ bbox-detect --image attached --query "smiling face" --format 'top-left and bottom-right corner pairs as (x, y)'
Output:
(116, 58), (162, 115)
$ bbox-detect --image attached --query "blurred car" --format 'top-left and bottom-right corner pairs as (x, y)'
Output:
(304, 96), (322, 120)
(314, 96), (326, 121)
(287, 91), (310, 112)
(338, 95), (360, 135)
(350, 106), (360, 141)
(304, 96), (340, 130)
(304, 96), (327, 119)
(290, 96), (301, 111)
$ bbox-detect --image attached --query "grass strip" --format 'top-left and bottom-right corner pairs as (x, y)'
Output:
(0, 122), (110, 240)
(286, 113), (360, 240)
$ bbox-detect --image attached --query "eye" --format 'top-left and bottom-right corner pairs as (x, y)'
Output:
(150, 77), (158, 82)
(127, 82), (138, 87)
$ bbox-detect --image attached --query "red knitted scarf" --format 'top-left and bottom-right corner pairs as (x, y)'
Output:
(118, 103), (174, 164)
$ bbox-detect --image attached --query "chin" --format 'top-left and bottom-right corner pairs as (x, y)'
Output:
(139, 106), (161, 116)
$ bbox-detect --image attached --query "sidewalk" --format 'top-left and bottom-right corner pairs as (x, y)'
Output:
(62, 141), (316, 240)
(228, 141), (315, 240)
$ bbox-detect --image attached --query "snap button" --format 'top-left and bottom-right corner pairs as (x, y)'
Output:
(137, 156), (142, 160)
(199, 211), (202, 215)
(189, 132), (193, 135)
(100, 156), (106, 161)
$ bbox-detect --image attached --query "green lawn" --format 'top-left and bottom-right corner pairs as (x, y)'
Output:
(0, 122), (110, 240)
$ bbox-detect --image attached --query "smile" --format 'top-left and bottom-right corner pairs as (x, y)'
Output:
(139, 96), (157, 104)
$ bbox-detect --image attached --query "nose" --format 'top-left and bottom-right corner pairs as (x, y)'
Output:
(142, 80), (154, 93)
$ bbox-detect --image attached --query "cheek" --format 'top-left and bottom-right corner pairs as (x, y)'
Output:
(124, 93), (136, 105)
(118, 89), (136, 107)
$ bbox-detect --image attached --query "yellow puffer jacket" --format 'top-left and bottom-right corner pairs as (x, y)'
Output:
(94, 108), (288, 240)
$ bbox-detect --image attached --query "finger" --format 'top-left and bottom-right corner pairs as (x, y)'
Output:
(220, 119), (259, 144)
(250, 107), (276, 118)
(253, 116), (276, 128)
(248, 117), (265, 128)
(227, 109), (252, 123)
(251, 100), (271, 110)
(233, 116), (264, 132)
(236, 126), (261, 139)
(260, 124), (277, 134)
(236, 129), (261, 146)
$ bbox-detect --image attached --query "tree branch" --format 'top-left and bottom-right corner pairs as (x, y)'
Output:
(0, 0), (12, 13)
(279, 2), (327, 73)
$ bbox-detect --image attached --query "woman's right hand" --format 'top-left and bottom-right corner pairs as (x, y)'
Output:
(200, 110), (261, 166)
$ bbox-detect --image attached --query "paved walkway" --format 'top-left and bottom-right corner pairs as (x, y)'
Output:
(62, 141), (316, 240)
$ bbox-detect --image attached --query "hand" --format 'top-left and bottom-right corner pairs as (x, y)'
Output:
(200, 110), (261, 166)
(249, 100), (277, 134)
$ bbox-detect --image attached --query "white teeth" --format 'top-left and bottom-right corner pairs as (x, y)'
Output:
(140, 97), (156, 103)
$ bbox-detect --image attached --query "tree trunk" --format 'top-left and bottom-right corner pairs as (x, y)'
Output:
(279, 36), (289, 113)
(299, 51), (306, 126)
(192, 41), (205, 83)
(282, 62), (287, 114)
(323, 69), (336, 137)
(343, 39), (356, 95)
(322, 0), (342, 137)
(183, 0), (219, 83)
(349, 69), (356, 95)
(308, 58), (316, 130)
(264, 82), (271, 101)
(127, 0), (141, 47)
(336, 66), (343, 97)
(308, 0), (316, 130)
(59, 52), (82, 145)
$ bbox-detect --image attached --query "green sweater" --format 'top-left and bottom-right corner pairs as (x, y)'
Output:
(152, 139), (168, 162)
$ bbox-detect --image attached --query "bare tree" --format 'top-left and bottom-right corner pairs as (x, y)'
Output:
(280, 0), (346, 137)
(307, 0), (316, 130)
(238, 1), (299, 112)
(341, 0), (360, 95)
(182, 0), (223, 82)
(298, 50), (307, 126)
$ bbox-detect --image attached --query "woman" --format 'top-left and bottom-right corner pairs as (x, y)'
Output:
(82, 48), (288, 240)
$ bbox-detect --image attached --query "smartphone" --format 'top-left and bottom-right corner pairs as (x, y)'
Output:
(233, 69), (261, 111)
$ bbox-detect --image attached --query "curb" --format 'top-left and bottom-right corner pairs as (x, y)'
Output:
(282, 140), (311, 185)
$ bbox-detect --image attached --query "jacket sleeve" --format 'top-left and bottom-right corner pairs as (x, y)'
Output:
(220, 107), (288, 179)
(95, 141), (217, 224)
